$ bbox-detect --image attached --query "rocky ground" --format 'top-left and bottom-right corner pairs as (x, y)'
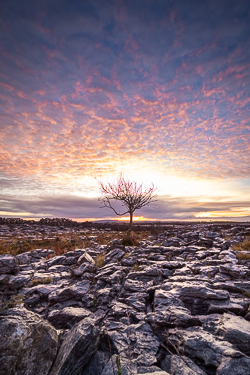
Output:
(0, 221), (250, 375)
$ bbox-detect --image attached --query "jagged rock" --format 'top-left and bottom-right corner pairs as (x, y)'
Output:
(8, 273), (31, 289)
(217, 356), (250, 375)
(154, 289), (185, 311)
(161, 354), (207, 375)
(72, 262), (96, 277)
(208, 301), (244, 314)
(125, 293), (147, 312)
(107, 321), (160, 367)
(0, 307), (58, 375)
(16, 252), (31, 265)
(96, 287), (112, 305)
(48, 280), (90, 303)
(0, 254), (19, 274)
(49, 317), (100, 375)
(104, 248), (125, 264)
(219, 264), (250, 279)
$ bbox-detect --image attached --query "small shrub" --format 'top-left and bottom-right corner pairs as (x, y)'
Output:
(121, 232), (139, 247)
(95, 254), (105, 267)
(90, 297), (99, 309)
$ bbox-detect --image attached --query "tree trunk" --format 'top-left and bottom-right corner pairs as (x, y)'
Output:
(129, 211), (133, 232)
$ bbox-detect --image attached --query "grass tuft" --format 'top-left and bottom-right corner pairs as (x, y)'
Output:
(95, 254), (105, 267)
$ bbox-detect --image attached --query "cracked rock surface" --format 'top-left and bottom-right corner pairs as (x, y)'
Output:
(0, 222), (250, 374)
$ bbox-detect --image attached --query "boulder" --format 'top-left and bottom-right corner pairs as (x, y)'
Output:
(0, 307), (58, 375)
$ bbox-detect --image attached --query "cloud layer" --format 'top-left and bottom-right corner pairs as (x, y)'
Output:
(0, 0), (250, 219)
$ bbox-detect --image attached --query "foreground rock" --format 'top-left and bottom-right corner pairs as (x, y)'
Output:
(50, 317), (100, 375)
(0, 307), (58, 375)
(0, 222), (250, 374)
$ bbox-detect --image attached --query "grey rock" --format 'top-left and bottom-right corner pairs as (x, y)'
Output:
(154, 289), (185, 311)
(48, 280), (90, 304)
(49, 317), (100, 375)
(77, 252), (95, 265)
(208, 301), (244, 314)
(48, 307), (91, 329)
(8, 273), (31, 289)
(147, 306), (201, 328)
(219, 264), (250, 279)
(161, 354), (207, 375)
(46, 256), (67, 267)
(16, 252), (31, 265)
(138, 366), (166, 373)
(215, 313), (250, 356)
(0, 254), (19, 274)
(217, 356), (250, 374)
(96, 287), (112, 305)
(168, 327), (245, 368)
(104, 248), (125, 264)
(125, 293), (147, 312)
(104, 321), (159, 369)
(72, 262), (96, 277)
(81, 350), (109, 375)
(0, 307), (58, 375)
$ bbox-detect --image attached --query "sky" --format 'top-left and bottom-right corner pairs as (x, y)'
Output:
(0, 0), (250, 221)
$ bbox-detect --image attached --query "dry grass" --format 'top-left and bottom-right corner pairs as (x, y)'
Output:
(233, 238), (250, 260)
(0, 230), (151, 257)
(132, 262), (139, 271)
(233, 239), (250, 251)
(30, 276), (52, 286)
(95, 254), (105, 267)
(0, 294), (24, 313)
(235, 252), (250, 260)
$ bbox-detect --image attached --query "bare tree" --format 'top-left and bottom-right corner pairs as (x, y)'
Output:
(97, 175), (157, 231)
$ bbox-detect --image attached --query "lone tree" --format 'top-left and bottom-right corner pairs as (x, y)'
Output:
(97, 175), (157, 231)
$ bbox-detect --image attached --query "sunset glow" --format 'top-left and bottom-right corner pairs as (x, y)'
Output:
(0, 0), (250, 221)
